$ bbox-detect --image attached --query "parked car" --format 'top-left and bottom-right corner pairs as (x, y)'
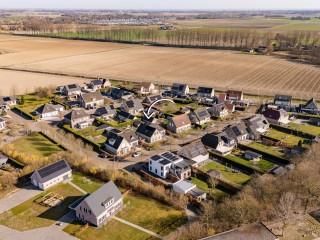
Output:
(132, 152), (141, 158)
(98, 153), (107, 158)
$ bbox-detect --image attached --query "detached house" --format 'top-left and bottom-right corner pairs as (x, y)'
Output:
(202, 132), (236, 156)
(35, 103), (64, 119)
(62, 84), (82, 98)
(64, 110), (94, 129)
(274, 94), (292, 107)
(104, 129), (132, 156)
(89, 78), (111, 91)
(74, 181), (123, 227)
(171, 84), (189, 96)
(167, 114), (192, 133)
(263, 108), (290, 125)
(189, 108), (211, 125)
(208, 103), (229, 118)
(79, 92), (104, 109)
(121, 99), (144, 115)
(224, 122), (248, 143)
(177, 141), (209, 167)
(31, 159), (72, 190)
(244, 114), (270, 140)
(136, 123), (165, 143)
(172, 180), (207, 201)
(300, 98), (320, 114)
(197, 87), (214, 98)
(0, 117), (6, 131)
(94, 105), (116, 120)
(109, 88), (133, 100)
(143, 94), (163, 104)
(0, 96), (18, 110)
(137, 82), (156, 94)
(226, 90), (243, 101)
(116, 110), (135, 122)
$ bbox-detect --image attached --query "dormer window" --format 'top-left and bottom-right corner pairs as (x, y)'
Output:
(102, 197), (114, 208)
(109, 139), (116, 145)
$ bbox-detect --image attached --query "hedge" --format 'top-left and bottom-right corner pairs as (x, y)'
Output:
(13, 107), (40, 121)
(51, 99), (70, 110)
(270, 123), (316, 139)
(96, 117), (140, 128)
(37, 131), (68, 151)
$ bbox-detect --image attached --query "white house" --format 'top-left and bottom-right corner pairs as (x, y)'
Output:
(35, 103), (64, 119)
(172, 180), (206, 201)
(30, 159), (72, 190)
(0, 117), (6, 131)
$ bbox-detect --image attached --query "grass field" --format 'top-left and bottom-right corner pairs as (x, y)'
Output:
(0, 35), (320, 99)
(289, 122), (320, 136)
(77, 126), (107, 145)
(248, 142), (286, 158)
(11, 132), (62, 157)
(0, 183), (83, 231)
(71, 172), (106, 194)
(267, 129), (306, 145)
(190, 177), (229, 201)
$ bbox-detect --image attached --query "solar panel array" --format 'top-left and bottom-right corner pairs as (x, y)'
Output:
(38, 160), (68, 178)
(126, 100), (134, 108)
(68, 84), (77, 89)
(151, 155), (162, 161)
(198, 110), (208, 118)
(232, 126), (242, 136)
(3, 97), (10, 101)
(161, 152), (180, 161)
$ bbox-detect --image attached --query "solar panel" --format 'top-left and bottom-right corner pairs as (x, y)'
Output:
(126, 100), (134, 108)
(232, 126), (242, 136)
(38, 160), (68, 178)
(198, 110), (208, 117)
(68, 84), (77, 89)
(3, 97), (10, 101)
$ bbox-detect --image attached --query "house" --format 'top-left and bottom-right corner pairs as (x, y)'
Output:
(143, 94), (163, 104)
(0, 117), (6, 131)
(62, 84), (82, 97)
(136, 123), (165, 143)
(0, 154), (8, 166)
(30, 159), (72, 190)
(189, 108), (211, 125)
(262, 108), (290, 125)
(116, 110), (135, 122)
(35, 103), (64, 119)
(197, 87), (214, 98)
(166, 114), (192, 133)
(89, 78), (111, 91)
(79, 92), (104, 109)
(244, 114), (270, 140)
(136, 82), (156, 94)
(64, 110), (94, 129)
(300, 98), (320, 114)
(109, 88), (133, 100)
(309, 118), (320, 126)
(172, 180), (206, 201)
(179, 107), (191, 114)
(94, 105), (116, 120)
(121, 99), (144, 115)
(244, 151), (262, 162)
(202, 132), (236, 156)
(171, 84), (189, 96)
(208, 103), (229, 118)
(224, 122), (248, 143)
(225, 103), (236, 113)
(177, 141), (209, 167)
(74, 181), (123, 227)
(226, 90), (243, 101)
(200, 222), (279, 240)
(149, 152), (192, 180)
(218, 93), (227, 103)
(104, 129), (133, 156)
(274, 94), (292, 107)
(0, 96), (18, 109)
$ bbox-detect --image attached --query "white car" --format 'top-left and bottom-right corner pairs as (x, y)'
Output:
(132, 152), (141, 158)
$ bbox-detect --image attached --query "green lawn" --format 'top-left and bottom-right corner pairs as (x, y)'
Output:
(190, 177), (229, 201)
(64, 219), (156, 240)
(77, 126), (107, 145)
(0, 183), (83, 231)
(267, 129), (306, 145)
(248, 142), (286, 158)
(71, 172), (106, 194)
(11, 132), (62, 157)
(20, 94), (51, 105)
(289, 122), (320, 136)
(225, 154), (275, 173)
(202, 161), (251, 185)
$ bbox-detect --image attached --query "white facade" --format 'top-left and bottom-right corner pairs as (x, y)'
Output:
(172, 180), (196, 194)
(0, 118), (6, 131)
(31, 171), (72, 190)
(149, 159), (171, 179)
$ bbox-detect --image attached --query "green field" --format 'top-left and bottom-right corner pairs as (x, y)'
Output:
(248, 142), (286, 158)
(289, 122), (320, 136)
(71, 172), (106, 194)
(0, 183), (83, 231)
(11, 132), (62, 157)
(190, 177), (229, 201)
(77, 126), (107, 145)
(267, 129), (306, 145)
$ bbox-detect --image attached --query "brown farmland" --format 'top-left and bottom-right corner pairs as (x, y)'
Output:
(0, 35), (319, 98)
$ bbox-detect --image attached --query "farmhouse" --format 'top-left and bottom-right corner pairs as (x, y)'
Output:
(94, 105), (116, 120)
(136, 123), (165, 143)
(61, 84), (82, 97)
(177, 141), (209, 167)
(74, 181), (123, 227)
(0, 96), (18, 109)
(244, 151), (262, 162)
(226, 90), (243, 101)
(0, 117), (6, 131)
(244, 114), (270, 140)
(30, 159), (72, 190)
(202, 132), (236, 156)
(166, 114), (192, 133)
(208, 103), (229, 118)
(149, 152), (192, 180)
(121, 99), (144, 115)
(171, 83), (189, 96)
(35, 103), (64, 119)
(300, 98), (320, 114)
(189, 108), (211, 125)
(79, 92), (104, 109)
(197, 87), (214, 98)
(88, 78), (110, 91)
(224, 122), (248, 143)
(172, 180), (206, 201)
(143, 94), (163, 104)
(262, 108), (290, 125)
(274, 94), (292, 107)
(64, 110), (94, 129)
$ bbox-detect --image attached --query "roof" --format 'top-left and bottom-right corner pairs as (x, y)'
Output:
(94, 105), (116, 116)
(64, 110), (89, 121)
(226, 90), (243, 98)
(105, 131), (125, 150)
(170, 114), (191, 128)
(79, 181), (122, 217)
(120, 131), (138, 143)
(172, 84), (188, 93)
(177, 141), (208, 160)
(150, 151), (182, 165)
(91, 79), (103, 86)
(190, 108), (210, 121)
(80, 92), (103, 104)
(225, 122), (248, 137)
(302, 98), (318, 110)
(200, 223), (278, 240)
(0, 117), (5, 123)
(117, 110), (135, 120)
(0, 96), (17, 104)
(123, 99), (143, 110)
(218, 93), (227, 101)
(201, 132), (235, 149)
(143, 95), (163, 103)
(136, 123), (163, 138)
(245, 151), (262, 159)
(262, 109), (288, 120)
(35, 104), (57, 114)
(173, 180), (196, 193)
(31, 159), (71, 184)
(141, 82), (153, 89)
(197, 87), (214, 94)
(64, 84), (81, 92)
(274, 94), (292, 102)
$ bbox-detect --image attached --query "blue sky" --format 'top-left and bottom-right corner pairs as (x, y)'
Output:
(1, 0), (320, 10)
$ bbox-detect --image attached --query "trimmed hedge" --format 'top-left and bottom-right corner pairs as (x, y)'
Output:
(13, 107), (39, 121)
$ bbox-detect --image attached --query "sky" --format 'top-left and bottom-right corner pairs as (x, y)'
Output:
(1, 0), (320, 10)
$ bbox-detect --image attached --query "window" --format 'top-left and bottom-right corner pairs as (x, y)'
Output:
(161, 172), (163, 177)
(155, 169), (157, 173)
(161, 166), (163, 170)
(150, 166), (152, 170)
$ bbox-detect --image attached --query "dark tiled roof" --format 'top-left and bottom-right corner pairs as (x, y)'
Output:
(117, 110), (135, 120)
(177, 141), (208, 160)
(64, 110), (89, 121)
(274, 94), (292, 102)
(94, 105), (115, 116)
(136, 123), (163, 138)
(197, 87), (214, 94)
(80, 92), (103, 104)
(32, 159), (71, 183)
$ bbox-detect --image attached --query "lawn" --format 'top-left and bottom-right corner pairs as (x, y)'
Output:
(267, 129), (306, 145)
(202, 161), (251, 185)
(77, 126), (107, 145)
(248, 142), (286, 158)
(20, 94), (52, 105)
(71, 172), (106, 194)
(11, 132), (62, 157)
(117, 193), (187, 235)
(226, 154), (275, 173)
(64, 219), (156, 240)
(289, 122), (320, 136)
(190, 177), (229, 201)
(0, 183), (83, 231)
